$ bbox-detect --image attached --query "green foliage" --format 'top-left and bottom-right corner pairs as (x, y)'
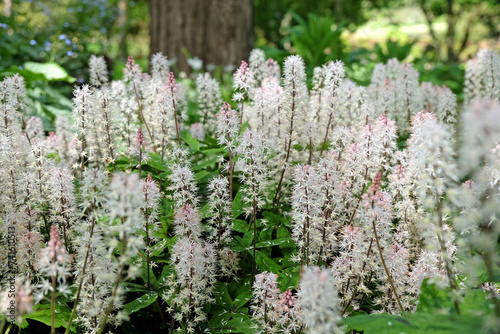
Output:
(288, 12), (346, 69)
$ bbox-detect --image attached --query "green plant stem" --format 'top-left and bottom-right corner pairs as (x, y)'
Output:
(51, 275), (56, 334)
(4, 323), (12, 334)
(97, 231), (127, 334)
(435, 200), (460, 314)
(341, 238), (374, 316)
(227, 133), (234, 200)
(273, 82), (296, 206)
(65, 217), (96, 334)
(372, 216), (404, 312)
(0, 316), (6, 334)
(133, 81), (156, 153)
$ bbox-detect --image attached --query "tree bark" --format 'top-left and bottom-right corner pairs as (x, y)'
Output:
(149, 0), (254, 73)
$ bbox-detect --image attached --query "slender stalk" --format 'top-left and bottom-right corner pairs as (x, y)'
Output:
(97, 232), (127, 334)
(273, 86), (297, 206)
(372, 216), (404, 312)
(65, 217), (97, 334)
(320, 113), (333, 156)
(138, 147), (142, 180)
(435, 200), (460, 314)
(51, 275), (56, 334)
(144, 199), (151, 288)
(80, 95), (86, 181)
(132, 81), (156, 152)
(341, 239), (373, 315)
(0, 315), (6, 334)
(172, 93), (182, 146)
(227, 133), (234, 199)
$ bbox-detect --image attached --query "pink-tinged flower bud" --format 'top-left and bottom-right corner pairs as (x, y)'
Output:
(36, 225), (72, 289)
(0, 280), (33, 324)
(174, 205), (201, 240)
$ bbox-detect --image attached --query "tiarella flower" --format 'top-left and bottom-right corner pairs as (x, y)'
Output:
(0, 280), (33, 324)
(0, 134), (20, 211)
(464, 49), (500, 104)
(233, 60), (254, 99)
(53, 115), (76, 166)
(297, 266), (343, 334)
(395, 63), (421, 135)
(291, 164), (322, 265)
(189, 122), (205, 141)
(130, 128), (151, 168)
(71, 84), (93, 172)
(89, 55), (109, 87)
(25, 116), (44, 145)
(123, 56), (143, 83)
(0, 74), (26, 144)
(249, 49), (267, 86)
(164, 238), (217, 333)
(91, 87), (122, 166)
(196, 73), (222, 134)
(237, 130), (270, 217)
(207, 176), (232, 247)
(216, 102), (239, 150)
(79, 167), (108, 215)
(249, 76), (282, 147)
(252, 271), (281, 333)
(151, 52), (170, 83)
(35, 225), (72, 303)
(173, 205), (202, 240)
(48, 166), (76, 250)
(335, 80), (371, 131)
(168, 163), (199, 208)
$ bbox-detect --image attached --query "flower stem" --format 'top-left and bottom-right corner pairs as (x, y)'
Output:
(372, 216), (404, 312)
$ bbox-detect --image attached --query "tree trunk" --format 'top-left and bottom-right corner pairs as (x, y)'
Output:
(149, 0), (254, 73)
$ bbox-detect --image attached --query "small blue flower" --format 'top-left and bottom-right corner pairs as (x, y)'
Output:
(67, 51), (73, 56)
(30, 40), (37, 45)
(59, 34), (67, 40)
(65, 39), (72, 45)
(77, 78), (84, 84)
(0, 23), (7, 29)
(100, 28), (107, 33)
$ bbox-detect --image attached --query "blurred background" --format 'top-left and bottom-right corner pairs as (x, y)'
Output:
(1, 0), (499, 128)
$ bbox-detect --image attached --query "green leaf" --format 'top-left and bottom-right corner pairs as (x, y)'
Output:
(255, 238), (293, 248)
(23, 62), (76, 83)
(255, 251), (281, 274)
(343, 312), (488, 334)
(122, 282), (150, 293)
(146, 153), (169, 172)
(214, 282), (233, 307)
(195, 170), (210, 181)
(227, 314), (254, 334)
(417, 280), (453, 314)
(232, 190), (244, 219)
(233, 290), (252, 310)
(192, 156), (219, 171)
(342, 314), (414, 334)
(233, 219), (248, 233)
(123, 292), (158, 315)
(24, 304), (75, 332)
(180, 130), (200, 152)
(200, 147), (226, 155)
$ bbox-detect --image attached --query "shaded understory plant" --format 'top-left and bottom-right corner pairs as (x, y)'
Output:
(0, 49), (499, 334)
